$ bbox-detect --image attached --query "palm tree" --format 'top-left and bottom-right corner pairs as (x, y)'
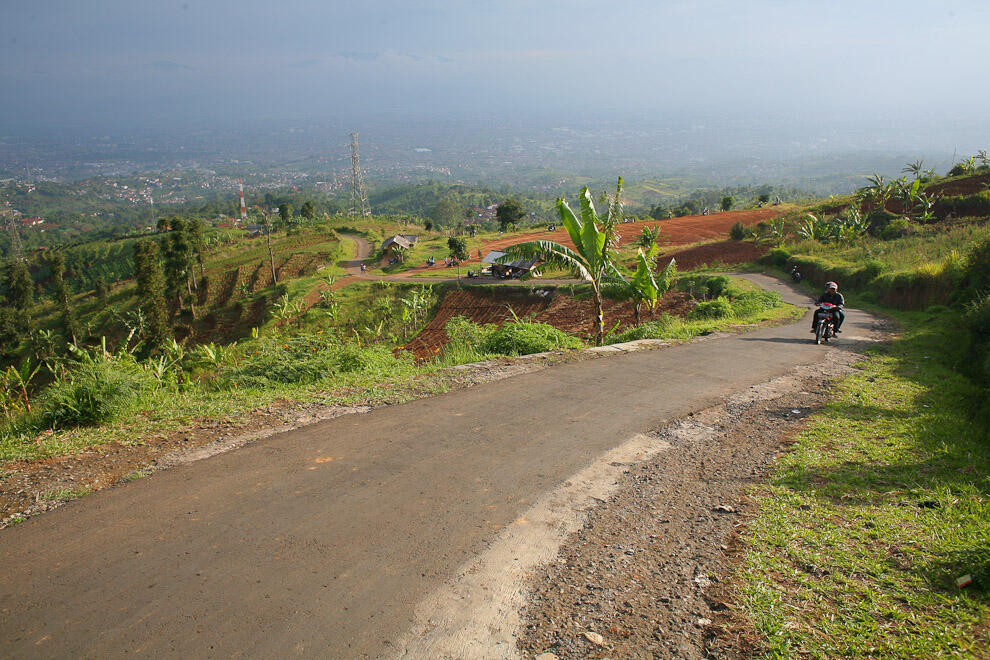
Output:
(501, 180), (625, 345)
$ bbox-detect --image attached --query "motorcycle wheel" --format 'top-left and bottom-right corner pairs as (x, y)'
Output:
(815, 323), (825, 345)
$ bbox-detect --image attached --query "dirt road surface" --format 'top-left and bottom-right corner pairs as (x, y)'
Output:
(0, 275), (873, 658)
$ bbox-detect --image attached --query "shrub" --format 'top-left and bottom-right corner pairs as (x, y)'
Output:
(963, 293), (990, 387)
(690, 297), (734, 320)
(730, 221), (750, 241)
(937, 192), (990, 219)
(880, 217), (917, 240)
(764, 248), (791, 267)
(857, 291), (878, 304)
(860, 259), (885, 281)
(39, 357), (155, 428)
(960, 238), (990, 302)
(222, 334), (414, 386)
(730, 290), (782, 317)
(610, 315), (678, 343)
(866, 210), (899, 237)
(480, 321), (583, 356)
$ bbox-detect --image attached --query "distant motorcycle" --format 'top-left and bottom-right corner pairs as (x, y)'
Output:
(813, 302), (839, 345)
(790, 266), (802, 283)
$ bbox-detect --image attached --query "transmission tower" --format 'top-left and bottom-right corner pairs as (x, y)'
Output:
(4, 215), (25, 261)
(348, 132), (372, 217)
(238, 178), (248, 222)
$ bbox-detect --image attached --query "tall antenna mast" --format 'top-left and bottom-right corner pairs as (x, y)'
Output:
(149, 193), (156, 232)
(238, 178), (248, 223)
(349, 132), (372, 217)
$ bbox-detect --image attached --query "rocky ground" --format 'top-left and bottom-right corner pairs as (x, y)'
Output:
(516, 324), (884, 659)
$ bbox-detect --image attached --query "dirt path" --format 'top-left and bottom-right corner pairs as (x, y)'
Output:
(0, 275), (878, 658)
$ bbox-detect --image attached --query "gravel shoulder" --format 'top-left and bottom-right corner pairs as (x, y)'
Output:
(516, 320), (888, 659)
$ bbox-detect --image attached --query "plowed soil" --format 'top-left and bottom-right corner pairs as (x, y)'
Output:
(401, 287), (695, 360)
(657, 240), (770, 271)
(422, 207), (788, 269)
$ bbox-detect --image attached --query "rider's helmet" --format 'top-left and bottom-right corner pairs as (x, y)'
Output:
(825, 281), (838, 290)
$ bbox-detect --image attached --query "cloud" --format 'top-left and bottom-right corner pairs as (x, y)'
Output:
(334, 51), (380, 62)
(288, 58), (321, 68)
(151, 60), (194, 72)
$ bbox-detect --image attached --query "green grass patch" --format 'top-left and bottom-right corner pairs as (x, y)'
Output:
(735, 310), (990, 657)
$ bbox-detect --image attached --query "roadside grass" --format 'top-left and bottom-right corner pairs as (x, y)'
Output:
(735, 309), (990, 657)
(787, 219), (989, 275)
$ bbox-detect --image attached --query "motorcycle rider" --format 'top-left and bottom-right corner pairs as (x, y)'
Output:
(812, 281), (845, 333)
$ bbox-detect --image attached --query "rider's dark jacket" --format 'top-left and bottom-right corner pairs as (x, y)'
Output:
(817, 290), (844, 306)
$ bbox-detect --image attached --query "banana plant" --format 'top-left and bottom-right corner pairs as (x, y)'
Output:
(501, 179), (626, 344)
(902, 159), (924, 179)
(635, 225), (661, 250)
(626, 246), (676, 325)
(767, 218), (786, 246)
(2, 358), (41, 415)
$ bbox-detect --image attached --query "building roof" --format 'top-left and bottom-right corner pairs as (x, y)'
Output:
(482, 250), (540, 271)
(381, 234), (419, 251)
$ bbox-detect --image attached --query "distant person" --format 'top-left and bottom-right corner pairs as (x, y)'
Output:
(812, 281), (845, 333)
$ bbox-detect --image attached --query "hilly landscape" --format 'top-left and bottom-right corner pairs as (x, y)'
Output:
(3, 1), (990, 657)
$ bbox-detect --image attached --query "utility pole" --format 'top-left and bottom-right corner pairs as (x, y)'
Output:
(349, 132), (372, 217)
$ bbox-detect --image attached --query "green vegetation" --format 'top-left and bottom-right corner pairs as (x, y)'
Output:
(609, 275), (798, 343)
(441, 315), (584, 364)
(735, 310), (989, 657)
(503, 179), (629, 344)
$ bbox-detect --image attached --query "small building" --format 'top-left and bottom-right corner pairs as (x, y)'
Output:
(482, 250), (540, 278)
(380, 234), (419, 261)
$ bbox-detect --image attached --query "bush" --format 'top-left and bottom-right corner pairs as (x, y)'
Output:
(609, 315), (678, 343)
(937, 192), (990, 219)
(860, 259), (885, 281)
(963, 293), (990, 387)
(764, 248), (791, 267)
(960, 238), (990, 302)
(690, 297), (734, 320)
(730, 290), (783, 317)
(730, 221), (750, 241)
(857, 291), (878, 304)
(866, 210), (899, 237)
(222, 334), (414, 386)
(880, 217), (917, 240)
(39, 357), (155, 428)
(480, 321), (583, 356)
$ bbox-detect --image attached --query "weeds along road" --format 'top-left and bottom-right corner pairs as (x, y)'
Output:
(0, 275), (875, 659)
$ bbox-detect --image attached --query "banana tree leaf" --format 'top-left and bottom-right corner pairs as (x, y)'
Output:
(557, 198), (584, 252)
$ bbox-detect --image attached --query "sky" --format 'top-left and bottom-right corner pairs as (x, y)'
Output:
(2, 0), (989, 135)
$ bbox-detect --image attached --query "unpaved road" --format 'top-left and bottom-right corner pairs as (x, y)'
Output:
(0, 275), (872, 658)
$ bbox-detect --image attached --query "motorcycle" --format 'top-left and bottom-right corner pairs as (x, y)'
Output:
(813, 302), (839, 344)
(790, 266), (802, 283)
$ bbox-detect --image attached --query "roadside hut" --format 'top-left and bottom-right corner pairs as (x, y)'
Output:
(482, 250), (541, 279)
(380, 234), (419, 262)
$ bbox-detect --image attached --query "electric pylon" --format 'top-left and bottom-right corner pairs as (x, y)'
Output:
(4, 215), (25, 261)
(238, 178), (248, 222)
(349, 132), (372, 217)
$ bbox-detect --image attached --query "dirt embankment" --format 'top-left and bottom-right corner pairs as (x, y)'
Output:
(400, 288), (695, 360)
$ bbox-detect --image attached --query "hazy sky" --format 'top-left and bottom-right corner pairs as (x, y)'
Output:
(2, 0), (989, 133)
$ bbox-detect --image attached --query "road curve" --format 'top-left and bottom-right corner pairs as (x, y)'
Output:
(0, 275), (873, 658)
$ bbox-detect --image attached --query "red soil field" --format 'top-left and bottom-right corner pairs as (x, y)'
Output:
(453, 206), (786, 267)
(400, 287), (695, 361)
(657, 240), (769, 271)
